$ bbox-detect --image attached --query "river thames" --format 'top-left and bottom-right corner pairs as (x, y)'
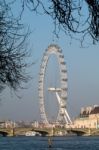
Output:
(0, 136), (99, 150)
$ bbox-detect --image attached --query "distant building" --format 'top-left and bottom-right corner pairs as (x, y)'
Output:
(3, 120), (17, 128)
(31, 121), (39, 128)
(73, 105), (99, 129)
(0, 121), (5, 128)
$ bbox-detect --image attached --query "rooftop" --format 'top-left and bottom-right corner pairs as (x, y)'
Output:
(80, 105), (99, 117)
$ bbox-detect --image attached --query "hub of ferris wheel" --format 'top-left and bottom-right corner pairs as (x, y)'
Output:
(38, 44), (72, 125)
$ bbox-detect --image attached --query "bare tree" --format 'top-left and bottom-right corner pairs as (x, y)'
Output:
(0, 0), (30, 92)
(1, 0), (98, 91)
(85, 0), (99, 41)
(21, 0), (99, 43)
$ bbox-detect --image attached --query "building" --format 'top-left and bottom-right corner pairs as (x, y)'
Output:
(73, 105), (99, 129)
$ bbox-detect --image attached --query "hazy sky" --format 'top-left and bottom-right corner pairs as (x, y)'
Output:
(0, 1), (99, 122)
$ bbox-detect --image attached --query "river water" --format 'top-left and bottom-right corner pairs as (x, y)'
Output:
(0, 136), (99, 150)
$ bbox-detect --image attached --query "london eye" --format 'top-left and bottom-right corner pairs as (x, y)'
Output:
(38, 44), (72, 125)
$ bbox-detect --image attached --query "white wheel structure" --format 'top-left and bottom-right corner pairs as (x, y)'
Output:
(38, 44), (72, 125)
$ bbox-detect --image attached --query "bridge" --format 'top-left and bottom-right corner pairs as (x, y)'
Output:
(0, 127), (50, 137)
(0, 127), (68, 136)
(66, 128), (90, 136)
(0, 127), (99, 137)
(0, 131), (8, 137)
(66, 128), (99, 136)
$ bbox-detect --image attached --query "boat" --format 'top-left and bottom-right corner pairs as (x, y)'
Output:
(25, 131), (37, 136)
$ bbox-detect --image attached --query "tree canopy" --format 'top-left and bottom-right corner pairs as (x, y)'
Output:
(0, 0), (99, 92)
(23, 0), (99, 43)
(0, 0), (29, 92)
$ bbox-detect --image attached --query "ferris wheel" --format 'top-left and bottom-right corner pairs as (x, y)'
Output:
(38, 44), (72, 125)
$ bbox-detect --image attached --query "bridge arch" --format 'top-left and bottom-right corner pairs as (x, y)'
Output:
(0, 131), (8, 137)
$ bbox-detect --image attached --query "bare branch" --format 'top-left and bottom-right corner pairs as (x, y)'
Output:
(22, 0), (99, 43)
(0, 0), (30, 92)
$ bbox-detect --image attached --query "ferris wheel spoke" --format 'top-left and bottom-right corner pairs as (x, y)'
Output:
(38, 44), (72, 125)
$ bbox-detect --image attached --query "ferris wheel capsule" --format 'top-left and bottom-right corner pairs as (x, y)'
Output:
(38, 44), (72, 125)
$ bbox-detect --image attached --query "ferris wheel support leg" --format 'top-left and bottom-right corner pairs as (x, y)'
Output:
(55, 92), (61, 104)
(56, 92), (72, 124)
(48, 91), (72, 125)
(64, 115), (69, 124)
(64, 109), (72, 124)
(39, 44), (69, 124)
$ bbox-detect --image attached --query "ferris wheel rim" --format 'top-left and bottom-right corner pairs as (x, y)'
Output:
(38, 44), (68, 124)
